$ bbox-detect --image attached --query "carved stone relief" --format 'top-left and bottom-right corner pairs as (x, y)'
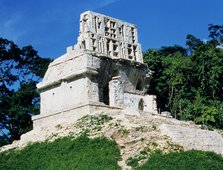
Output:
(77, 11), (143, 63)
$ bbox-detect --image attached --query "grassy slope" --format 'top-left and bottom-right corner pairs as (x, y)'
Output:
(137, 150), (223, 170)
(1, 134), (223, 170)
(0, 134), (121, 170)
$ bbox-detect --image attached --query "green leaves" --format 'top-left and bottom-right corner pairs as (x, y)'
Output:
(208, 24), (223, 46)
(144, 24), (223, 129)
(0, 38), (51, 146)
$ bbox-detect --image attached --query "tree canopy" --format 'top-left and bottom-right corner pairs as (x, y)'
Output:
(144, 24), (223, 129)
(0, 38), (51, 146)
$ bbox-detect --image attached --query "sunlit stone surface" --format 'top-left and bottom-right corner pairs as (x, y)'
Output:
(33, 11), (157, 127)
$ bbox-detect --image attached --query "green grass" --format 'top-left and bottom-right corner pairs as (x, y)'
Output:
(136, 150), (223, 170)
(0, 134), (121, 170)
(1, 134), (223, 170)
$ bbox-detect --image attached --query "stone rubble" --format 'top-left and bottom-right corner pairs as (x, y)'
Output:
(1, 111), (223, 169)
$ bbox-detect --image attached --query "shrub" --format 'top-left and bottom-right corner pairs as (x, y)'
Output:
(0, 134), (121, 170)
(136, 150), (223, 170)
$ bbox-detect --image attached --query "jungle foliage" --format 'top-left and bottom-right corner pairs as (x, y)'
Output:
(0, 38), (51, 146)
(144, 24), (223, 129)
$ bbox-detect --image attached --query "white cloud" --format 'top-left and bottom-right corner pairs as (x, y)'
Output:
(98, 0), (121, 8)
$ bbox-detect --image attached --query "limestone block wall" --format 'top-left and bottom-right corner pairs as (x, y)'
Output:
(123, 92), (157, 113)
(86, 75), (100, 103)
(143, 95), (157, 113)
(37, 52), (156, 117)
(40, 77), (89, 115)
(40, 84), (62, 115)
(109, 76), (124, 107)
(37, 53), (89, 89)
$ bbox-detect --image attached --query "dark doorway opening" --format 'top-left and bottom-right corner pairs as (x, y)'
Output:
(103, 83), (109, 105)
(138, 99), (144, 111)
(136, 79), (143, 91)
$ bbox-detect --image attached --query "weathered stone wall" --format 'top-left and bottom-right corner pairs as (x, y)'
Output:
(160, 124), (223, 154)
(124, 92), (157, 114)
(78, 11), (143, 63)
(33, 11), (157, 128)
(40, 77), (89, 115)
(36, 52), (156, 121)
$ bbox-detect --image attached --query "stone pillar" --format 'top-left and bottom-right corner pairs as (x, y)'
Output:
(136, 44), (143, 62)
(109, 76), (124, 107)
(85, 33), (92, 50)
(109, 40), (113, 57)
(87, 75), (100, 103)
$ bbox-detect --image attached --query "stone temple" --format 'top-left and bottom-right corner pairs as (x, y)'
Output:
(32, 11), (157, 127)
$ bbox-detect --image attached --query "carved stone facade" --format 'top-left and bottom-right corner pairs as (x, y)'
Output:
(32, 11), (157, 128)
(78, 11), (143, 62)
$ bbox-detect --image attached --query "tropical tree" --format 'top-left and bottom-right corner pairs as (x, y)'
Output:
(0, 38), (51, 146)
(144, 24), (223, 129)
